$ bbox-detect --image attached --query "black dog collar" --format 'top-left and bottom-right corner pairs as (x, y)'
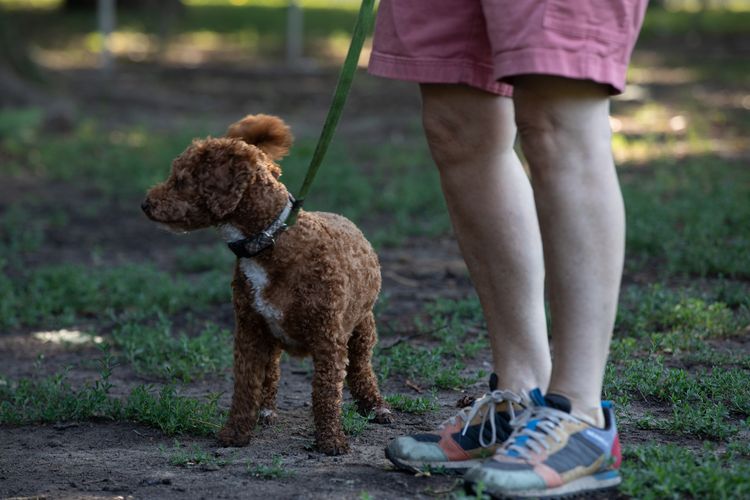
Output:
(222, 195), (295, 259)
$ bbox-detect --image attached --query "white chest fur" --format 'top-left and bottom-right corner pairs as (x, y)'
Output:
(239, 259), (300, 348)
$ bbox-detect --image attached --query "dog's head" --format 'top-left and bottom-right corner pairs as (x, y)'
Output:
(142, 114), (293, 232)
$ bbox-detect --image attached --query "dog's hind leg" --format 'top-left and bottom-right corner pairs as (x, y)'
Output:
(347, 311), (393, 424)
(311, 336), (350, 455)
(218, 313), (271, 447)
(258, 344), (282, 426)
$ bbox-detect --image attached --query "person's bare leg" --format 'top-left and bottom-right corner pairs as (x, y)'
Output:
(421, 84), (551, 393)
(513, 76), (625, 426)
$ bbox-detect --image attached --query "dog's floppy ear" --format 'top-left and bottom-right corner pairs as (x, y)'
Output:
(226, 114), (293, 162)
(196, 138), (255, 219)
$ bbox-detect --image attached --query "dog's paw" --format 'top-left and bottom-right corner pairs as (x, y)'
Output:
(371, 406), (394, 424)
(316, 435), (350, 456)
(258, 408), (279, 426)
(217, 425), (252, 447)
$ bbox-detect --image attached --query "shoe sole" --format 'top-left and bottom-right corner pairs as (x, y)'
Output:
(384, 447), (481, 475)
(464, 470), (622, 499)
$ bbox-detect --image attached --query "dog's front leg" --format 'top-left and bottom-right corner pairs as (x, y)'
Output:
(218, 313), (270, 447)
(258, 345), (282, 426)
(311, 341), (350, 455)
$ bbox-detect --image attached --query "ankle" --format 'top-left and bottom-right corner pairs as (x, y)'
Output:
(571, 405), (605, 428)
(545, 388), (605, 427)
(491, 369), (550, 398)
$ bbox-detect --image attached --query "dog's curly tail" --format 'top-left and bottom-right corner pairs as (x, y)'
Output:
(226, 114), (293, 161)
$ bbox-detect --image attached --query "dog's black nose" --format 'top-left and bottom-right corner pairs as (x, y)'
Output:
(141, 199), (151, 214)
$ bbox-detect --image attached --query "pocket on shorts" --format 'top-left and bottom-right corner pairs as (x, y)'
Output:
(542, 0), (634, 43)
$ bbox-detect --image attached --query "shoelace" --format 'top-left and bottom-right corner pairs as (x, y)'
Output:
(501, 406), (578, 460)
(438, 390), (526, 448)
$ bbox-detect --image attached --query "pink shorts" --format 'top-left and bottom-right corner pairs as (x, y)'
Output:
(368, 0), (648, 96)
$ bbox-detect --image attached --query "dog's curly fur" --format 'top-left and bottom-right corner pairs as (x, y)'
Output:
(142, 114), (391, 455)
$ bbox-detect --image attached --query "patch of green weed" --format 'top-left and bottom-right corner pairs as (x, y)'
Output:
(0, 259), (20, 330)
(376, 342), (477, 390)
(605, 358), (749, 439)
(0, 107), (43, 146)
(0, 263), (230, 329)
(713, 279), (750, 310)
(376, 295), (488, 389)
(641, 7), (750, 38)
(623, 159), (750, 278)
(112, 317), (232, 382)
(621, 443), (750, 499)
(0, 205), (45, 261)
(419, 300), (489, 360)
(368, 142), (448, 246)
(384, 393), (439, 415)
(341, 402), (373, 436)
(173, 244), (234, 273)
(124, 385), (224, 436)
(0, 350), (225, 436)
(0, 347), (120, 424)
(246, 455), (293, 479)
(616, 284), (739, 338)
(162, 439), (232, 467)
(0, 117), (197, 198)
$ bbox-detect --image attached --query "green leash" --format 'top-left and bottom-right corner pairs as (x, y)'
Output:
(285, 0), (376, 226)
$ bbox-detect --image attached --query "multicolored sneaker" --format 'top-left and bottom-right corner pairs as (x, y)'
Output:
(385, 374), (527, 474)
(463, 389), (622, 499)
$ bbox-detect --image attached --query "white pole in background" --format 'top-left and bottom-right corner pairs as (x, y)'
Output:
(98, 0), (116, 73)
(286, 0), (303, 66)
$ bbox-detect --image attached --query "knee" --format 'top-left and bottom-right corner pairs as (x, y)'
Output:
(421, 86), (516, 170)
(513, 80), (613, 182)
(422, 102), (475, 168)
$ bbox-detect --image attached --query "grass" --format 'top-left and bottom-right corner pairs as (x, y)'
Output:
(0, 204), (45, 261)
(605, 280), (749, 445)
(607, 360), (749, 440)
(0, 349), (226, 436)
(376, 342), (477, 390)
(246, 455), (294, 479)
(621, 443), (750, 499)
(641, 7), (750, 38)
(341, 403), (373, 436)
(375, 296), (488, 389)
(0, 112), (199, 198)
(112, 317), (232, 382)
(173, 243), (234, 273)
(622, 159), (750, 279)
(384, 394), (439, 415)
(0, 107), (444, 248)
(0, 262), (230, 330)
(162, 439), (233, 467)
(0, 349), (121, 425)
(615, 283), (745, 340)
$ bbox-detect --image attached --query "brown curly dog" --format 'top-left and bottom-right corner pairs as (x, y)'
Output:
(141, 114), (392, 455)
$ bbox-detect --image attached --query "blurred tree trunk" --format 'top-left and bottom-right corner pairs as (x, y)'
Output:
(0, 6), (74, 130)
(0, 6), (44, 107)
